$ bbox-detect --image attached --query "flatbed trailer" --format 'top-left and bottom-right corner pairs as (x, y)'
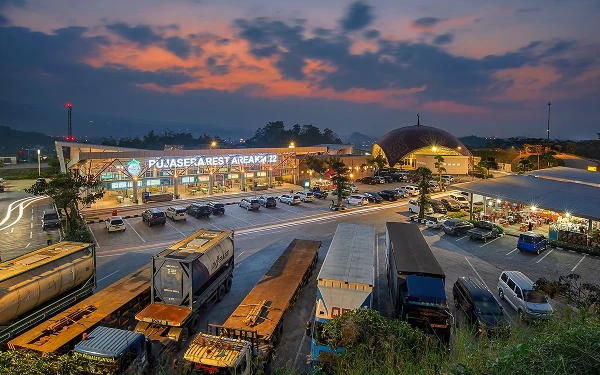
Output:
(184, 239), (321, 373)
(8, 266), (151, 354)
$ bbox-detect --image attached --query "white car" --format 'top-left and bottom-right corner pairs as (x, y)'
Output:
(394, 188), (407, 198)
(106, 216), (126, 232)
(279, 194), (301, 205)
(166, 206), (188, 221)
(346, 195), (369, 206)
(349, 184), (359, 193)
(296, 191), (315, 202)
(408, 199), (433, 215)
(426, 214), (448, 229)
(449, 194), (470, 209)
(402, 185), (420, 196)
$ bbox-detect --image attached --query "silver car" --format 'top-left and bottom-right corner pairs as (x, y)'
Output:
(239, 198), (260, 211)
(166, 206), (188, 221)
(498, 271), (553, 321)
(279, 194), (301, 205)
(296, 191), (314, 202)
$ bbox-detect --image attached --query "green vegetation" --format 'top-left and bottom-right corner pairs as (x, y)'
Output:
(416, 167), (432, 219)
(248, 121), (342, 147)
(304, 155), (350, 206)
(449, 212), (467, 218)
(516, 158), (535, 173)
(434, 155), (446, 188)
(371, 154), (387, 171)
(102, 129), (221, 149)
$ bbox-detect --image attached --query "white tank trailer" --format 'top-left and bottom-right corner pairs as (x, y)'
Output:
(0, 242), (96, 346)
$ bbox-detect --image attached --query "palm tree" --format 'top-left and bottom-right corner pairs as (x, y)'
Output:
(434, 155), (446, 190)
(329, 157), (350, 207)
(416, 167), (432, 219)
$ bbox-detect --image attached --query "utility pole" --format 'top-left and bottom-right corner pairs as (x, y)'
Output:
(67, 103), (73, 141)
(547, 102), (551, 154)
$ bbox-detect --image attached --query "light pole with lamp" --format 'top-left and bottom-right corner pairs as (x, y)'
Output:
(37, 149), (41, 177)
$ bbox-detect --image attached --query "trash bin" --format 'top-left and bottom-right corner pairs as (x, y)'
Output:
(112, 209), (118, 216)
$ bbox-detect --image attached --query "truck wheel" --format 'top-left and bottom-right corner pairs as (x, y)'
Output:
(498, 289), (505, 300)
(189, 314), (201, 334)
(177, 327), (190, 349)
(224, 276), (233, 293)
(217, 285), (225, 302)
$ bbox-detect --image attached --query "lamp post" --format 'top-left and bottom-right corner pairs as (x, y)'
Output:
(37, 149), (41, 177)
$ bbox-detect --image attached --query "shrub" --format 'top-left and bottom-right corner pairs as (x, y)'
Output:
(449, 212), (467, 218)
(494, 225), (504, 234)
(473, 206), (484, 213)
(549, 240), (600, 256)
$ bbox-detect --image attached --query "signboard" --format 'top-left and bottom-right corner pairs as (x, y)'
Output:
(588, 165), (598, 172)
(148, 154), (278, 169)
(127, 159), (142, 176)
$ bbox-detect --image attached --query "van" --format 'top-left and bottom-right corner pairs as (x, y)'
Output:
(517, 232), (548, 254)
(426, 213), (448, 229)
(402, 185), (420, 196)
(497, 271), (553, 321)
(42, 210), (61, 230)
(408, 199), (433, 215)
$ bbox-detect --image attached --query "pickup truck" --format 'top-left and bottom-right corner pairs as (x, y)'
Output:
(467, 221), (500, 242)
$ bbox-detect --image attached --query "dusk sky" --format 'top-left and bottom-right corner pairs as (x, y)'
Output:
(1, 0), (599, 140)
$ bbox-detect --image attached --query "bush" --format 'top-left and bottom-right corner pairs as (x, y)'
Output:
(549, 240), (600, 256)
(449, 212), (467, 218)
(494, 225), (504, 234)
(473, 206), (484, 213)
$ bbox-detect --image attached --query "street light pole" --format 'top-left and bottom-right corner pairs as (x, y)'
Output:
(37, 149), (41, 177)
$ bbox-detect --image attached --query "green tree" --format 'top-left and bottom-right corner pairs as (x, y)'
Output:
(372, 154), (387, 171)
(565, 142), (576, 154)
(541, 151), (559, 168)
(433, 155), (446, 190)
(516, 158), (535, 173)
(305, 155), (328, 175)
(416, 167), (432, 219)
(0, 159), (4, 168)
(25, 172), (105, 233)
(46, 156), (61, 175)
(360, 163), (368, 178)
(328, 157), (350, 207)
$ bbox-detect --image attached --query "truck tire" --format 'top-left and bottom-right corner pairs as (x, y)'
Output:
(189, 314), (201, 334)
(224, 276), (233, 293)
(177, 327), (190, 349)
(217, 285), (225, 302)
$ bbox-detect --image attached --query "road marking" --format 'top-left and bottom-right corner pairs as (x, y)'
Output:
(235, 251), (245, 263)
(199, 218), (222, 230)
(10, 227), (14, 233)
(166, 221), (185, 236)
(30, 231), (32, 238)
(293, 302), (315, 369)
(455, 235), (468, 241)
(124, 219), (146, 243)
(0, 196), (47, 230)
(31, 208), (34, 214)
(0, 197), (32, 226)
(97, 270), (120, 283)
(506, 248), (518, 255)
(31, 222), (33, 228)
(88, 225), (100, 248)
(479, 237), (502, 247)
(571, 254), (587, 272)
(31, 215), (34, 220)
(535, 249), (554, 264)
(464, 256), (489, 290)
(25, 242), (31, 248)
(226, 212), (255, 226)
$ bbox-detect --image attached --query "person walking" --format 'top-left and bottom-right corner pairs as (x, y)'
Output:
(46, 232), (52, 246)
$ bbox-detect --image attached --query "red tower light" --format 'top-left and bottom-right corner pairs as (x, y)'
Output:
(66, 102), (72, 108)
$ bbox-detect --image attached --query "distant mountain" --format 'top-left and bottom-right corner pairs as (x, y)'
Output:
(343, 132), (377, 151)
(458, 135), (489, 148)
(0, 126), (59, 156)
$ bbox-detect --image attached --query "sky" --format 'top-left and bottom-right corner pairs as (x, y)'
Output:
(1, 0), (599, 140)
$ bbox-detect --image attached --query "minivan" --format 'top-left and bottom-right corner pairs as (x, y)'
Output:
(402, 185), (420, 196)
(517, 232), (548, 254)
(42, 210), (61, 230)
(497, 271), (553, 321)
(453, 277), (509, 335)
(408, 199), (433, 215)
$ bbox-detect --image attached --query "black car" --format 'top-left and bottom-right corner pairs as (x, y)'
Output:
(453, 277), (509, 335)
(440, 198), (461, 211)
(141, 208), (167, 226)
(382, 175), (394, 183)
(186, 203), (212, 218)
(207, 201), (225, 215)
(258, 195), (277, 207)
(430, 200), (448, 214)
(362, 176), (379, 185)
(378, 190), (398, 201)
(442, 219), (474, 236)
(364, 192), (384, 203)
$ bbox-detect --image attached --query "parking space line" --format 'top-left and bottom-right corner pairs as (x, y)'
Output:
(30, 222), (33, 228)
(25, 242), (30, 248)
(571, 254), (587, 272)
(455, 235), (468, 241)
(124, 219), (146, 243)
(29, 231), (32, 239)
(97, 270), (120, 283)
(166, 221), (185, 236)
(535, 249), (554, 264)
(464, 256), (489, 290)
(226, 212), (255, 226)
(88, 226), (100, 247)
(235, 251), (244, 263)
(479, 237), (502, 247)
(506, 248), (518, 255)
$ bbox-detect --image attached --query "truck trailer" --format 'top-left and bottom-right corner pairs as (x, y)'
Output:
(309, 224), (375, 367)
(134, 229), (235, 349)
(183, 238), (321, 374)
(385, 222), (451, 344)
(0, 241), (96, 348)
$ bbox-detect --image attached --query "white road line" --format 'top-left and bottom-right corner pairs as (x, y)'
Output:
(465, 256), (489, 290)
(455, 235), (468, 241)
(506, 248), (518, 255)
(29, 232), (32, 239)
(88, 225), (100, 248)
(258, 211), (282, 223)
(0, 196), (46, 230)
(166, 221), (185, 236)
(200, 218), (222, 230)
(25, 242), (31, 248)
(226, 212), (255, 226)
(535, 249), (554, 264)
(97, 270), (120, 283)
(31, 208), (34, 213)
(293, 302), (315, 369)
(571, 254), (587, 272)
(479, 237), (502, 247)
(124, 219), (146, 243)
(31, 215), (34, 220)
(235, 251), (245, 263)
(31, 222), (33, 228)
(0, 197), (34, 226)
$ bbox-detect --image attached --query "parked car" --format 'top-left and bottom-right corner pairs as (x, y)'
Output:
(375, 177), (386, 184)
(498, 271), (553, 321)
(312, 188), (329, 199)
(442, 219), (474, 236)
(166, 206), (188, 221)
(378, 190), (399, 201)
(142, 208), (167, 226)
(408, 198), (433, 215)
(449, 194), (470, 209)
(258, 195), (277, 207)
(442, 174), (455, 182)
(363, 192), (384, 203)
(394, 187), (407, 198)
(425, 214), (448, 229)
(36, 177), (47, 185)
(279, 194), (301, 205)
(430, 200), (448, 214)
(468, 221), (500, 242)
(391, 172), (408, 182)
(207, 201), (225, 215)
(186, 203), (212, 218)
(440, 198), (461, 211)
(42, 210), (61, 230)
(401, 185), (420, 196)
(296, 191), (315, 202)
(239, 198), (260, 211)
(517, 232), (548, 254)
(453, 277), (509, 335)
(105, 216), (126, 232)
(362, 176), (379, 185)
(349, 184), (360, 193)
(346, 195), (369, 206)
(382, 175), (394, 183)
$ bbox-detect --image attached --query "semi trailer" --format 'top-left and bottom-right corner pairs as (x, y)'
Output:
(0, 242), (96, 348)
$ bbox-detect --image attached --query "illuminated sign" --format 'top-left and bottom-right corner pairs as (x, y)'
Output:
(588, 165), (597, 172)
(148, 154), (278, 169)
(127, 159), (142, 176)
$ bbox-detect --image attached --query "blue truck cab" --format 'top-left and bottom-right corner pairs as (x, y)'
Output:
(73, 326), (151, 374)
(517, 232), (548, 254)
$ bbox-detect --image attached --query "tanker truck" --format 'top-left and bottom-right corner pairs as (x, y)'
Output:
(0, 241), (96, 348)
(134, 229), (235, 350)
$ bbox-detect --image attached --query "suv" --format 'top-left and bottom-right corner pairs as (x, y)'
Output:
(207, 202), (225, 215)
(517, 232), (548, 254)
(442, 219), (474, 236)
(453, 277), (509, 335)
(239, 198), (260, 211)
(408, 199), (433, 215)
(362, 176), (378, 185)
(258, 195), (277, 208)
(401, 185), (420, 196)
(440, 198), (461, 211)
(186, 203), (212, 218)
(498, 271), (553, 321)
(346, 195), (368, 206)
(105, 216), (126, 232)
(363, 192), (383, 203)
(166, 206), (188, 221)
(296, 191), (315, 202)
(379, 190), (399, 201)
(449, 194), (470, 209)
(42, 210), (61, 230)
(279, 194), (301, 205)
(142, 208), (166, 226)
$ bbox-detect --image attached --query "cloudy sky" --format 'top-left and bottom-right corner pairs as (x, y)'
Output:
(1, 0), (599, 140)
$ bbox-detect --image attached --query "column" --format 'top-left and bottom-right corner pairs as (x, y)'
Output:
(269, 169), (273, 188)
(589, 220), (593, 235)
(173, 175), (179, 199)
(209, 175), (214, 195)
(241, 172), (245, 191)
(482, 196), (487, 219)
(469, 193), (474, 220)
(132, 178), (138, 204)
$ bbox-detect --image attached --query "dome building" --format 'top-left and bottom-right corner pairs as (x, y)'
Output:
(372, 117), (472, 174)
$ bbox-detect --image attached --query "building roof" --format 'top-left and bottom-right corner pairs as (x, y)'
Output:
(526, 167), (600, 186)
(386, 222), (445, 278)
(375, 125), (471, 167)
(74, 326), (143, 358)
(451, 172), (600, 221)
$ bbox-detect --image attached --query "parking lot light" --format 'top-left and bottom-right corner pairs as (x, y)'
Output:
(531, 205), (537, 212)
(566, 212), (571, 218)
